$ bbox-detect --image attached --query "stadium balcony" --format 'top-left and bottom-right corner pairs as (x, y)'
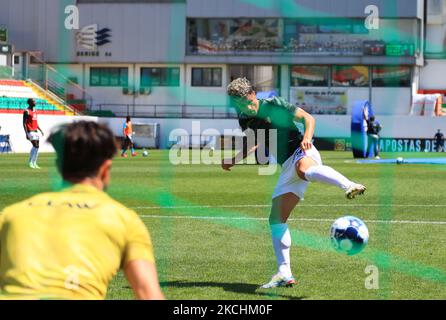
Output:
(0, 79), (75, 115)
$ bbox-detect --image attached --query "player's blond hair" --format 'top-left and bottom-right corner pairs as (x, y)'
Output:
(227, 77), (253, 98)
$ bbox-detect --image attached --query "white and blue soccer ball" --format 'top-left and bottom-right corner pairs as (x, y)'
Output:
(330, 216), (369, 255)
(396, 157), (404, 164)
(142, 150), (149, 157)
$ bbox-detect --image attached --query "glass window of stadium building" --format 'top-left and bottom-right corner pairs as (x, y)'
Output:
(187, 15), (421, 115)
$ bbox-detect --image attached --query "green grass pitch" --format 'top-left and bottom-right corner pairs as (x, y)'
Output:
(1, 151), (446, 300)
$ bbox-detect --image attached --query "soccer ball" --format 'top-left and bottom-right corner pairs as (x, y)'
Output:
(396, 157), (404, 164)
(142, 150), (149, 157)
(330, 216), (369, 255)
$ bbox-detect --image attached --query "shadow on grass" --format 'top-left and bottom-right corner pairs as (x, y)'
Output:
(158, 280), (306, 300)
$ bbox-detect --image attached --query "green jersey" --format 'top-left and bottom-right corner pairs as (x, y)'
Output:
(238, 97), (303, 165)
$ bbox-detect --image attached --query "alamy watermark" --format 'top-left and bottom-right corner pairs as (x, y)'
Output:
(64, 5), (79, 30)
(365, 5), (380, 30)
(364, 265), (379, 290)
(168, 121), (278, 175)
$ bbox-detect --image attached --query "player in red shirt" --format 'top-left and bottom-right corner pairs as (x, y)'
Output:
(23, 98), (44, 169)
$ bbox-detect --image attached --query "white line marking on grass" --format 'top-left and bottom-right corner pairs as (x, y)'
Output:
(139, 215), (446, 225)
(132, 203), (446, 210)
(133, 204), (270, 209)
(141, 215), (268, 220)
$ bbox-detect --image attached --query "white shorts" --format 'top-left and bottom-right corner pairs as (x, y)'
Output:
(272, 145), (323, 200)
(27, 131), (40, 141)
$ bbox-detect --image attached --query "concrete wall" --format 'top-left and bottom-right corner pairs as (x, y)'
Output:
(420, 59), (446, 89)
(371, 88), (412, 115)
(2, 114), (446, 153)
(99, 117), (239, 149)
(0, 114), (98, 153)
(0, 0), (186, 63)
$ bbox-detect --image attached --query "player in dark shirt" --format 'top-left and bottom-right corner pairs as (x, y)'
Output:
(367, 116), (382, 159)
(434, 129), (444, 152)
(223, 78), (366, 289)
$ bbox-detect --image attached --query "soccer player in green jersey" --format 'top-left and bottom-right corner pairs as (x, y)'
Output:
(223, 78), (366, 288)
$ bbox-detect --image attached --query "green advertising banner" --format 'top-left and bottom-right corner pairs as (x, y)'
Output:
(385, 43), (414, 57)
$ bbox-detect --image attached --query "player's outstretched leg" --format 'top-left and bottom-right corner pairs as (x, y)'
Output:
(260, 194), (298, 289)
(297, 155), (366, 200)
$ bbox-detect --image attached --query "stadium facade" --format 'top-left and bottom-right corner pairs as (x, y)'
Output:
(2, 0), (446, 152)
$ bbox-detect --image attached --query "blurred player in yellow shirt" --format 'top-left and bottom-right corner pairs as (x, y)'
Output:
(0, 121), (164, 300)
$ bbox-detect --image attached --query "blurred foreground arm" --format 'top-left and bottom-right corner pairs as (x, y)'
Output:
(124, 260), (165, 300)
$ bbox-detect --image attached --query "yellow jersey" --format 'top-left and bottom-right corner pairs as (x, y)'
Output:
(0, 184), (154, 300)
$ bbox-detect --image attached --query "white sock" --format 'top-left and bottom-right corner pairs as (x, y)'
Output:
(29, 147), (37, 164)
(33, 147), (39, 165)
(270, 223), (292, 278)
(304, 165), (353, 191)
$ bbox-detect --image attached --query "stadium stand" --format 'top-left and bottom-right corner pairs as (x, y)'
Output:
(0, 79), (37, 98)
(0, 79), (71, 115)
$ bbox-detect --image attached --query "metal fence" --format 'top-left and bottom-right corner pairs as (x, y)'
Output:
(27, 53), (94, 113)
(93, 104), (239, 119)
